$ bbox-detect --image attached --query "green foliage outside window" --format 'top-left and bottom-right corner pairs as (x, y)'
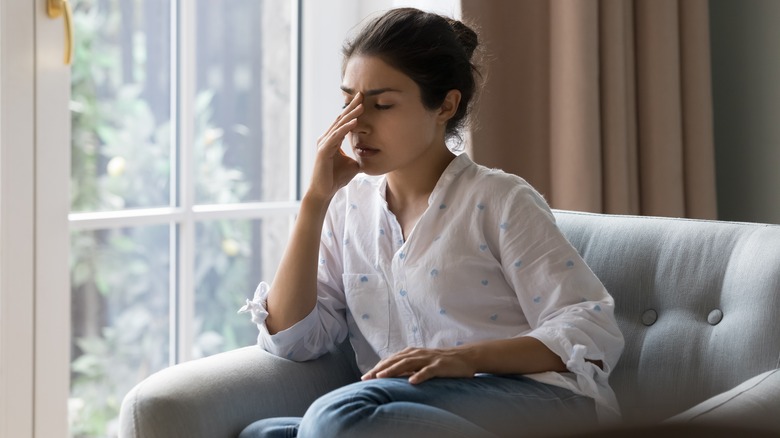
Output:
(69, 2), (258, 436)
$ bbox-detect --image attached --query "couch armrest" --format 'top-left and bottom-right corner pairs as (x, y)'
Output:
(119, 343), (360, 438)
(667, 368), (780, 432)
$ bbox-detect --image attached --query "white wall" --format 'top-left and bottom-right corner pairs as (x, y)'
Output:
(710, 0), (780, 224)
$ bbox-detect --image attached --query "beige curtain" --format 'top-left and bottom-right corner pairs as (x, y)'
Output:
(461, 0), (717, 219)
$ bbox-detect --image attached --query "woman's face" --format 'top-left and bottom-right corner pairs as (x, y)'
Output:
(341, 55), (446, 176)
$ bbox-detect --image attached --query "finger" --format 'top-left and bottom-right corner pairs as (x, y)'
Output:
(409, 365), (437, 385)
(320, 102), (363, 149)
(328, 92), (363, 130)
(362, 355), (398, 379)
(320, 119), (358, 154)
(319, 93), (364, 148)
(376, 358), (422, 378)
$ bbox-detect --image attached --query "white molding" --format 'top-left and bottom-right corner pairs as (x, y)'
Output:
(0, 1), (35, 436)
(68, 202), (301, 231)
(175, 0), (196, 364)
(34, 0), (71, 433)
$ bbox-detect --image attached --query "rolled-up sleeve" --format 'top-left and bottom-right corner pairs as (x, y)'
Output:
(497, 184), (624, 418)
(238, 193), (351, 361)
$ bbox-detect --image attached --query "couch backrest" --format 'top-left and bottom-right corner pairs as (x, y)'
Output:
(554, 210), (780, 423)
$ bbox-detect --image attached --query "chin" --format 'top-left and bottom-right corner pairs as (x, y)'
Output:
(357, 163), (386, 176)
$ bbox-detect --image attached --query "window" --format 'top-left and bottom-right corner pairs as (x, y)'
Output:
(67, 0), (297, 434)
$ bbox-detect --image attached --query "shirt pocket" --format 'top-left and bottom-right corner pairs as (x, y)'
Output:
(343, 273), (390, 354)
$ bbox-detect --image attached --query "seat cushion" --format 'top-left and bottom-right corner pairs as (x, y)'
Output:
(668, 368), (780, 431)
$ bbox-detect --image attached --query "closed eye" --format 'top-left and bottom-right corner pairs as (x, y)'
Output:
(374, 104), (393, 110)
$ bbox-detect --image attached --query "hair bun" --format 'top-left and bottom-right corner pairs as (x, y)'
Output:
(447, 18), (479, 59)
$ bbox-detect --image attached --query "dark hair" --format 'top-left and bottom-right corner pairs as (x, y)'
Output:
(343, 8), (480, 140)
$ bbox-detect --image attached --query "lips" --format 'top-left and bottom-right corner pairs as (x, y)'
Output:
(354, 142), (379, 158)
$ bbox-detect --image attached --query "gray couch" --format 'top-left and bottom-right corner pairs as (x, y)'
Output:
(119, 210), (780, 437)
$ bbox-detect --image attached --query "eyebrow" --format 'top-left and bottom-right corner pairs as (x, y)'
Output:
(340, 86), (401, 96)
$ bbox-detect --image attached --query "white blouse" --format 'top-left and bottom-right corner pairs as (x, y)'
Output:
(240, 153), (624, 421)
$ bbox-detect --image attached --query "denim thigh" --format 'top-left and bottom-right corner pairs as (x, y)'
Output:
(296, 375), (597, 438)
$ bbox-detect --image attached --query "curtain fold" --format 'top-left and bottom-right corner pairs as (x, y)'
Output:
(462, 0), (717, 219)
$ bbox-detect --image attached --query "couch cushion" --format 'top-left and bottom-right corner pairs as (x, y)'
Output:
(553, 211), (780, 424)
(668, 368), (780, 431)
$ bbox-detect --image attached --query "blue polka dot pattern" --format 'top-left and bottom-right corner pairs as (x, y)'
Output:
(490, 313), (498, 321)
(481, 279), (489, 286)
(533, 296), (541, 303)
(430, 269), (439, 278)
(566, 260), (575, 268)
(439, 308), (447, 315)
(439, 203), (447, 210)
(361, 314), (370, 320)
(479, 244), (488, 251)
(477, 203), (485, 211)
(360, 275), (369, 282)
(351, 203), (358, 209)
(500, 222), (509, 231)
(399, 289), (407, 297)
(593, 304), (602, 312)
(399, 252), (406, 259)
(514, 260), (523, 268)
(379, 229), (385, 235)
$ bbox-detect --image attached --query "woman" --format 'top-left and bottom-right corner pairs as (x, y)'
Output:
(239, 8), (623, 437)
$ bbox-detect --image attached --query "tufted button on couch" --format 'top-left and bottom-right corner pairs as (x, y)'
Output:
(119, 211), (780, 437)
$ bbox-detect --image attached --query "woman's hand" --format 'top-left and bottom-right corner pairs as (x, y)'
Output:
(361, 337), (569, 385)
(306, 92), (364, 202)
(361, 347), (477, 385)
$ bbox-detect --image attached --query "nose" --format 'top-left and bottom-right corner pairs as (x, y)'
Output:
(352, 109), (369, 135)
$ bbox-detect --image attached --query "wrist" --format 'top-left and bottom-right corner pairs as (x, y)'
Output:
(455, 344), (482, 372)
(301, 190), (333, 212)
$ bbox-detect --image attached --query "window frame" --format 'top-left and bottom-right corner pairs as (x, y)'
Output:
(1, 0), (71, 436)
(67, 0), (303, 365)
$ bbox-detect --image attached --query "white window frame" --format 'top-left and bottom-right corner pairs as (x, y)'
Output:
(1, 1), (70, 436)
(67, 0), (303, 365)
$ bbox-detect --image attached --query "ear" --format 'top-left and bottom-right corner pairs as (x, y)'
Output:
(436, 89), (462, 125)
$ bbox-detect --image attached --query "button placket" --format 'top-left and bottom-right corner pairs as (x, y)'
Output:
(393, 260), (422, 347)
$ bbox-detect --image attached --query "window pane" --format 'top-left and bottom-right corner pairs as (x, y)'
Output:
(71, 0), (172, 213)
(194, 0), (292, 204)
(70, 225), (170, 437)
(193, 216), (291, 358)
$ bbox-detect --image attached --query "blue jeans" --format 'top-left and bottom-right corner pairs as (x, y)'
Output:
(239, 375), (597, 438)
